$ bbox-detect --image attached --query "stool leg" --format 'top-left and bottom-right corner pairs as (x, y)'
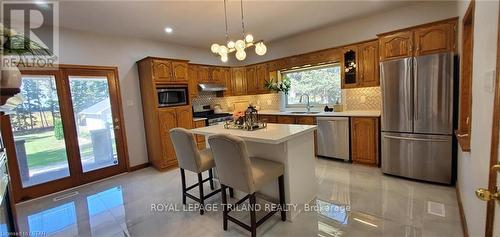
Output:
(229, 187), (234, 198)
(278, 175), (286, 221)
(180, 169), (186, 205)
(221, 185), (228, 231)
(208, 168), (215, 190)
(198, 173), (204, 215)
(250, 193), (257, 237)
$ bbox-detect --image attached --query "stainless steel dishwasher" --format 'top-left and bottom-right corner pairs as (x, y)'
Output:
(316, 117), (350, 161)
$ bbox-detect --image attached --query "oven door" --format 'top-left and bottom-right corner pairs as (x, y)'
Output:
(157, 88), (188, 107)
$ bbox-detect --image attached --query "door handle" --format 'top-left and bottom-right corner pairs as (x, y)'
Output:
(114, 125), (120, 130)
(383, 135), (448, 142)
(476, 188), (500, 201)
(492, 164), (500, 173)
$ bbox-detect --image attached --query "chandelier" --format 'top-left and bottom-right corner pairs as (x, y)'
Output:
(210, 0), (267, 62)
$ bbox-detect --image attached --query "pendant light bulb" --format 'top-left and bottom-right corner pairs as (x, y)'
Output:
(255, 42), (267, 56)
(218, 45), (228, 55)
(211, 43), (220, 54)
(235, 40), (246, 51)
(245, 34), (254, 43)
(221, 54), (228, 62)
(227, 41), (235, 49)
(235, 49), (246, 61)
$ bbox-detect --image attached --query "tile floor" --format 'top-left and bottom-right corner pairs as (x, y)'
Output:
(15, 158), (463, 237)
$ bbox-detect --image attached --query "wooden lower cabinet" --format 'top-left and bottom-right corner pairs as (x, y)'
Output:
(350, 117), (379, 166)
(193, 120), (206, 150)
(259, 115), (277, 123)
(277, 116), (296, 124)
(155, 105), (193, 170)
(296, 116), (316, 125)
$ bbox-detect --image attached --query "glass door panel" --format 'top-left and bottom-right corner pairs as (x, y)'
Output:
(68, 76), (119, 172)
(9, 75), (71, 187)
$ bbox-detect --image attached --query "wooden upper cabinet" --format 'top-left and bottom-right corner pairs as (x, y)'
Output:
(231, 67), (247, 96)
(351, 117), (379, 166)
(172, 61), (188, 82)
(187, 65), (199, 99)
(256, 64), (269, 93)
(341, 46), (358, 89)
(153, 60), (173, 82)
(198, 66), (210, 82)
(379, 31), (413, 61)
(158, 108), (177, 163)
(246, 66), (258, 94)
(175, 106), (193, 129)
(414, 22), (455, 56)
(210, 67), (223, 82)
(358, 41), (380, 87)
(222, 68), (232, 97)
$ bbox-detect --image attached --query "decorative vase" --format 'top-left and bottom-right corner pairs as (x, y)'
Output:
(278, 91), (286, 112)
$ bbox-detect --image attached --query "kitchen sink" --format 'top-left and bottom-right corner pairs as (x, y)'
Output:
(288, 111), (320, 114)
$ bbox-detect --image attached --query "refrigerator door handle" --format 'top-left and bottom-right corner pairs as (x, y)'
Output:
(406, 58), (413, 121)
(383, 135), (449, 142)
(413, 58), (418, 121)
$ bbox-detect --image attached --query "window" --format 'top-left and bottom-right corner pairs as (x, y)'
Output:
(284, 64), (342, 107)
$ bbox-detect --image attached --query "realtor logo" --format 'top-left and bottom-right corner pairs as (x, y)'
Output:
(1, 1), (59, 69)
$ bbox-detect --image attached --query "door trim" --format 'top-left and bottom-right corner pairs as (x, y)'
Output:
(2, 65), (129, 203)
(485, 3), (500, 236)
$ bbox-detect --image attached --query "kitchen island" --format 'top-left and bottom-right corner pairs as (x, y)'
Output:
(190, 123), (317, 221)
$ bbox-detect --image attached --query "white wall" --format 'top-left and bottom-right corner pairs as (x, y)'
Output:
(241, 1), (459, 65)
(57, 28), (223, 166)
(456, 0), (499, 236)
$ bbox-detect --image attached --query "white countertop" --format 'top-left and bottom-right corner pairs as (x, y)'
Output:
(258, 110), (381, 117)
(190, 123), (317, 145)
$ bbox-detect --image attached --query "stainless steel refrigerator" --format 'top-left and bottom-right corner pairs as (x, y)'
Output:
(380, 52), (453, 184)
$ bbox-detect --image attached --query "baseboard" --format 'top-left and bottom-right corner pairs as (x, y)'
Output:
(456, 184), (469, 237)
(128, 163), (150, 172)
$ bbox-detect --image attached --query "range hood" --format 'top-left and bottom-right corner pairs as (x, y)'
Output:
(198, 83), (227, 92)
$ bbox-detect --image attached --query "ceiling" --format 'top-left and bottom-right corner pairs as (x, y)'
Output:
(59, 1), (417, 49)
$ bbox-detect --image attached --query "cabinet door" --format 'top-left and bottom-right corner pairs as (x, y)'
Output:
(175, 106), (193, 129)
(256, 64), (269, 93)
(296, 116), (316, 125)
(158, 109), (178, 164)
(277, 116), (296, 124)
(198, 66), (210, 82)
(172, 62), (188, 82)
(379, 31), (413, 61)
(341, 46), (358, 89)
(414, 23), (454, 56)
(222, 68), (232, 97)
(246, 66), (258, 94)
(193, 120), (206, 149)
(231, 67), (247, 96)
(188, 65), (199, 99)
(210, 67), (222, 82)
(351, 117), (379, 166)
(153, 60), (173, 82)
(359, 41), (380, 87)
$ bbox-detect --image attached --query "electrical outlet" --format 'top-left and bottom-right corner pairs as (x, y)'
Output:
(484, 69), (496, 93)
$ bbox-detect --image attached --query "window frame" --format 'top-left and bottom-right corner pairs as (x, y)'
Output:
(282, 63), (342, 108)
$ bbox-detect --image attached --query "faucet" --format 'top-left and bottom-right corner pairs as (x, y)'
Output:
(299, 94), (312, 112)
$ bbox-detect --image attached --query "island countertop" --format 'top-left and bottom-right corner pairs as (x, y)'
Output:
(257, 110), (381, 117)
(190, 123), (317, 145)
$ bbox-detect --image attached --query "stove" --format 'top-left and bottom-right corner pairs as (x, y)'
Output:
(193, 105), (232, 126)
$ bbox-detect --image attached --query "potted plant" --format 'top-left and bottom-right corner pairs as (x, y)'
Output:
(264, 75), (291, 111)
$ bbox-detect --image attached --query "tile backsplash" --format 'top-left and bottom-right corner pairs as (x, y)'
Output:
(192, 91), (280, 111)
(192, 86), (381, 112)
(342, 86), (381, 111)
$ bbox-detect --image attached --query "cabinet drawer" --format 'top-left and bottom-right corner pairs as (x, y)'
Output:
(259, 115), (277, 123)
(277, 116), (296, 124)
(296, 116), (316, 125)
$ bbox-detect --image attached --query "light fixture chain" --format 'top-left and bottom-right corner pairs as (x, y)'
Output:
(224, 0), (229, 42)
(240, 0), (245, 38)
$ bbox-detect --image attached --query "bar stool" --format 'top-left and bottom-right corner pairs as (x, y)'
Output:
(170, 128), (230, 215)
(208, 134), (286, 237)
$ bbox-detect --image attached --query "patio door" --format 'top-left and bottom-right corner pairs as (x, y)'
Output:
(1, 66), (128, 202)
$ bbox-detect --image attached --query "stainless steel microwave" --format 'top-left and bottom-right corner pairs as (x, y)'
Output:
(157, 87), (188, 107)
